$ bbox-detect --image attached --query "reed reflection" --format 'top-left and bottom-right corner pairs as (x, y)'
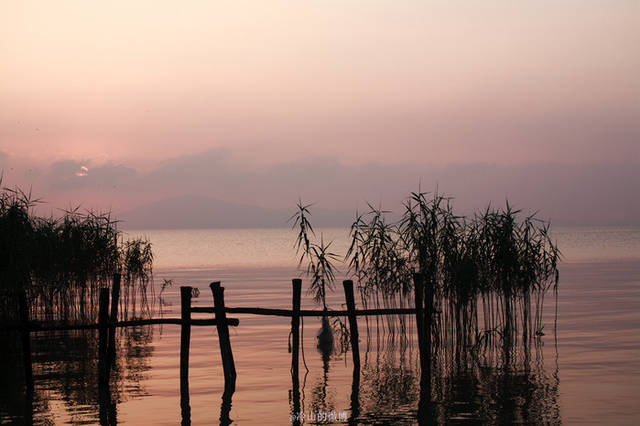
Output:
(310, 317), (336, 421)
(292, 316), (560, 424)
(0, 325), (154, 424)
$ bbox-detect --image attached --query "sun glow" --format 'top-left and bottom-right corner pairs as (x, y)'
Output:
(75, 166), (89, 177)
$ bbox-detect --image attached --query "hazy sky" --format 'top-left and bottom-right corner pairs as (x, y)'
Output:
(1, 1), (639, 224)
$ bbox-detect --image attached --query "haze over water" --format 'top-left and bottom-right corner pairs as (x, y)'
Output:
(127, 226), (640, 270)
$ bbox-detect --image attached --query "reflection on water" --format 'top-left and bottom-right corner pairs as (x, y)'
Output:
(2, 299), (560, 424)
(3, 255), (640, 423)
(291, 319), (559, 425)
(0, 326), (154, 424)
(358, 343), (419, 423)
(429, 341), (560, 423)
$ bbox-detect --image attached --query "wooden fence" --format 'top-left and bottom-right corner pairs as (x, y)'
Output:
(7, 273), (434, 424)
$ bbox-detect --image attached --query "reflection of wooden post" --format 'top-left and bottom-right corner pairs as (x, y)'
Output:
(18, 290), (34, 394)
(24, 387), (33, 426)
(180, 286), (192, 426)
(343, 280), (360, 370)
(349, 365), (360, 426)
(291, 279), (302, 424)
(98, 287), (111, 425)
(220, 386), (234, 426)
(210, 282), (236, 388)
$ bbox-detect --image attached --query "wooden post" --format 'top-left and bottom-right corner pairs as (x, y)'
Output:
(98, 287), (109, 374)
(107, 273), (121, 370)
(18, 290), (34, 394)
(343, 280), (360, 370)
(290, 279), (302, 424)
(291, 279), (301, 379)
(210, 282), (236, 389)
(416, 272), (434, 423)
(109, 274), (121, 324)
(424, 276), (433, 382)
(343, 280), (362, 425)
(413, 273), (428, 384)
(180, 286), (192, 426)
(98, 288), (110, 357)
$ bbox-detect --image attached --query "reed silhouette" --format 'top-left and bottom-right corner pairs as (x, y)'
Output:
(0, 183), (154, 325)
(347, 191), (560, 347)
(289, 190), (560, 354)
(289, 190), (560, 423)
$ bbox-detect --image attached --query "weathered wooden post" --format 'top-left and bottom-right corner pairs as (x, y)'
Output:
(18, 290), (34, 394)
(109, 274), (121, 325)
(107, 273), (121, 370)
(180, 286), (192, 426)
(415, 273), (433, 423)
(98, 288), (110, 357)
(424, 276), (433, 382)
(98, 287), (109, 381)
(210, 282), (236, 389)
(291, 279), (302, 378)
(413, 273), (427, 384)
(343, 280), (360, 370)
(290, 279), (302, 424)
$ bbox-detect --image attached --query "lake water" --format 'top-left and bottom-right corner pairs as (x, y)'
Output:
(1, 226), (639, 424)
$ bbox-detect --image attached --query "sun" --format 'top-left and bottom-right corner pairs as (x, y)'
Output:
(75, 166), (89, 177)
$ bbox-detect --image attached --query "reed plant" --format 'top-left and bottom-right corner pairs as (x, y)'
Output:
(290, 200), (343, 354)
(345, 190), (560, 354)
(293, 187), (560, 359)
(0, 182), (154, 323)
(290, 200), (339, 310)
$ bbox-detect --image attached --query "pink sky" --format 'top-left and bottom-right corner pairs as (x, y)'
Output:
(1, 1), (639, 224)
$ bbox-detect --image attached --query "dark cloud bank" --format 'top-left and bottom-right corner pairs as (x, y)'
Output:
(123, 150), (640, 228)
(5, 149), (639, 228)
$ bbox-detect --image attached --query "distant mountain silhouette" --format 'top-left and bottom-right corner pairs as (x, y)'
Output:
(117, 194), (354, 229)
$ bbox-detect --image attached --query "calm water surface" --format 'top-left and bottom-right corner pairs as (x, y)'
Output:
(1, 227), (639, 424)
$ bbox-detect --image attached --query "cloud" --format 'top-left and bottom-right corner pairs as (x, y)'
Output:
(47, 160), (137, 190)
(122, 150), (640, 225)
(4, 149), (640, 226)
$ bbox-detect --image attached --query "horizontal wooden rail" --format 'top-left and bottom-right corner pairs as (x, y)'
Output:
(0, 317), (239, 332)
(191, 306), (416, 317)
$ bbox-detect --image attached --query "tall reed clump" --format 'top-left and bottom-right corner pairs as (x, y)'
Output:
(290, 200), (339, 311)
(0, 182), (154, 323)
(346, 190), (560, 353)
(290, 200), (341, 354)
